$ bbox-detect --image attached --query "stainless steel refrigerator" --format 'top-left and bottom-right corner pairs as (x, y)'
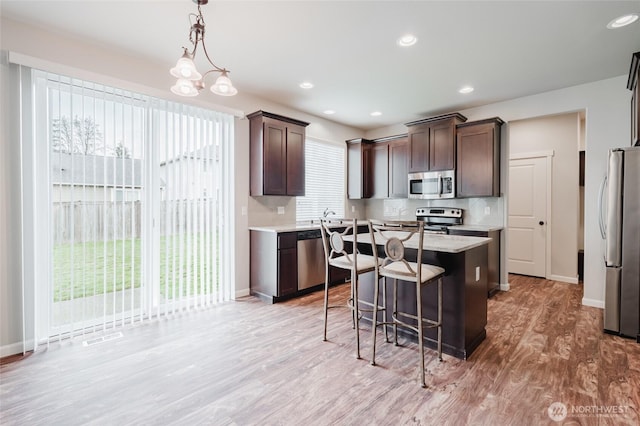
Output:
(600, 146), (640, 339)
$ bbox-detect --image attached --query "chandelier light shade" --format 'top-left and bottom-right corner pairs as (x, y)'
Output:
(170, 0), (237, 97)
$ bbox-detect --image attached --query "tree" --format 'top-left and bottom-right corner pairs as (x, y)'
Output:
(51, 115), (104, 155)
(114, 142), (131, 159)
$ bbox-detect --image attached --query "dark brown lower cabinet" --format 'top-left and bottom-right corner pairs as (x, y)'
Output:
(250, 231), (298, 303)
(448, 228), (501, 297)
(278, 249), (298, 297)
(250, 229), (358, 303)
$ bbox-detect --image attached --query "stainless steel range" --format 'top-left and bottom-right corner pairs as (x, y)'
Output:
(415, 207), (463, 234)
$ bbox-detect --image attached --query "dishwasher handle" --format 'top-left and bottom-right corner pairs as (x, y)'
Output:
(297, 229), (322, 240)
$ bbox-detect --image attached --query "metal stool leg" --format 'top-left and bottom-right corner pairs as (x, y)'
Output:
(382, 277), (389, 343)
(350, 276), (356, 329)
(353, 269), (361, 359)
(370, 269), (380, 366)
(416, 281), (426, 388)
(323, 266), (330, 342)
(437, 277), (443, 362)
(393, 278), (399, 346)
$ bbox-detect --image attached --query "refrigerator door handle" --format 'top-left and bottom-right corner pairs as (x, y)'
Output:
(605, 150), (623, 268)
(598, 175), (607, 240)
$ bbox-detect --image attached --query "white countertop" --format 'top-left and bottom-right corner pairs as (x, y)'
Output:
(249, 220), (369, 233)
(346, 232), (491, 254)
(448, 224), (504, 232)
(249, 222), (502, 234)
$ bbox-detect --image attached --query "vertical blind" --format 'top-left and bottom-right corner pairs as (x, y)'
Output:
(149, 100), (234, 319)
(20, 67), (234, 351)
(296, 138), (345, 221)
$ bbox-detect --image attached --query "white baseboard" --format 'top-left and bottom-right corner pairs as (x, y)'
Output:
(234, 288), (250, 299)
(548, 274), (579, 284)
(1, 341), (30, 358)
(499, 282), (510, 291)
(582, 298), (604, 309)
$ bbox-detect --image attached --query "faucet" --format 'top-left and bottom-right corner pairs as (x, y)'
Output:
(323, 208), (336, 218)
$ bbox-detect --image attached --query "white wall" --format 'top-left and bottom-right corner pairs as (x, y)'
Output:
(0, 51), (25, 356)
(365, 76), (630, 308)
(509, 112), (580, 282)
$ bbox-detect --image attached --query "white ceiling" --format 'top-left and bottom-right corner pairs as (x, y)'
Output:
(2, 1), (640, 130)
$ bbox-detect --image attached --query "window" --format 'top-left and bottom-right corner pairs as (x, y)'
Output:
(296, 138), (345, 221)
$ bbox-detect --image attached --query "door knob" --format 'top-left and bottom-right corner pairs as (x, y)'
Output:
(539, 221), (545, 226)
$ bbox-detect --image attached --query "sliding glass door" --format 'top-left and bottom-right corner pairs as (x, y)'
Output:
(24, 69), (234, 346)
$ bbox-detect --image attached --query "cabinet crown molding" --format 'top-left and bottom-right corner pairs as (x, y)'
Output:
(247, 110), (310, 127)
(456, 117), (504, 128)
(405, 112), (467, 127)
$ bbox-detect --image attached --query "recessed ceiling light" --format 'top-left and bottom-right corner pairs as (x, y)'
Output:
(370, 111), (382, 117)
(607, 13), (639, 29)
(458, 86), (474, 94)
(397, 34), (418, 47)
(323, 110), (335, 115)
(299, 81), (314, 89)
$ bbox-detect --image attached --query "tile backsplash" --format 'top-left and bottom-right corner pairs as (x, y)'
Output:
(364, 197), (504, 226)
(248, 194), (504, 228)
(248, 196), (296, 227)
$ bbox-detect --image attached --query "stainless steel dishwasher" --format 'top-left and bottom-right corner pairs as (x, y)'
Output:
(297, 229), (326, 290)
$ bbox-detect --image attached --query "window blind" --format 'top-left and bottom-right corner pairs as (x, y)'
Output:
(296, 139), (345, 221)
(20, 67), (234, 351)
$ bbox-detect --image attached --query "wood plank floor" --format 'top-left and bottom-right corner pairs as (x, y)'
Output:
(1, 275), (639, 425)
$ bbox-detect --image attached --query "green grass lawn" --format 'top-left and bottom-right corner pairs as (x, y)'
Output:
(53, 233), (219, 302)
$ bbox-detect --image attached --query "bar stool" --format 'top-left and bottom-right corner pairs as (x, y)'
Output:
(368, 220), (445, 388)
(320, 217), (381, 359)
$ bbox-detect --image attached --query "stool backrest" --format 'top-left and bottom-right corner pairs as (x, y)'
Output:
(368, 220), (424, 282)
(320, 218), (357, 269)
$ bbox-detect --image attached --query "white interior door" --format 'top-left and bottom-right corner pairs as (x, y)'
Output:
(508, 157), (547, 277)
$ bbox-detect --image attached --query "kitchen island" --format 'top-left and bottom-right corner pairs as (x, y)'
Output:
(348, 232), (490, 360)
(249, 222), (490, 359)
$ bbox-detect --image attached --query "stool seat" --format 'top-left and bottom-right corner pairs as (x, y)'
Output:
(329, 254), (378, 273)
(379, 262), (445, 283)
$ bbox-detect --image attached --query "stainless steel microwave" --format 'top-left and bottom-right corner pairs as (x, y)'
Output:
(408, 170), (455, 199)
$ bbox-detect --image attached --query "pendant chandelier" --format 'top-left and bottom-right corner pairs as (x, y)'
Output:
(170, 0), (237, 97)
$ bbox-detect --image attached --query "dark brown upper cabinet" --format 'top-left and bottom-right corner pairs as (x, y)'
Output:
(628, 51), (639, 147)
(388, 136), (409, 198)
(456, 117), (504, 198)
(370, 142), (390, 199)
(347, 135), (408, 199)
(347, 138), (373, 199)
(248, 111), (309, 196)
(406, 113), (467, 173)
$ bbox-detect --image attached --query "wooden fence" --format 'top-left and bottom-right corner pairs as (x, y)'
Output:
(53, 202), (142, 244)
(52, 199), (217, 244)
